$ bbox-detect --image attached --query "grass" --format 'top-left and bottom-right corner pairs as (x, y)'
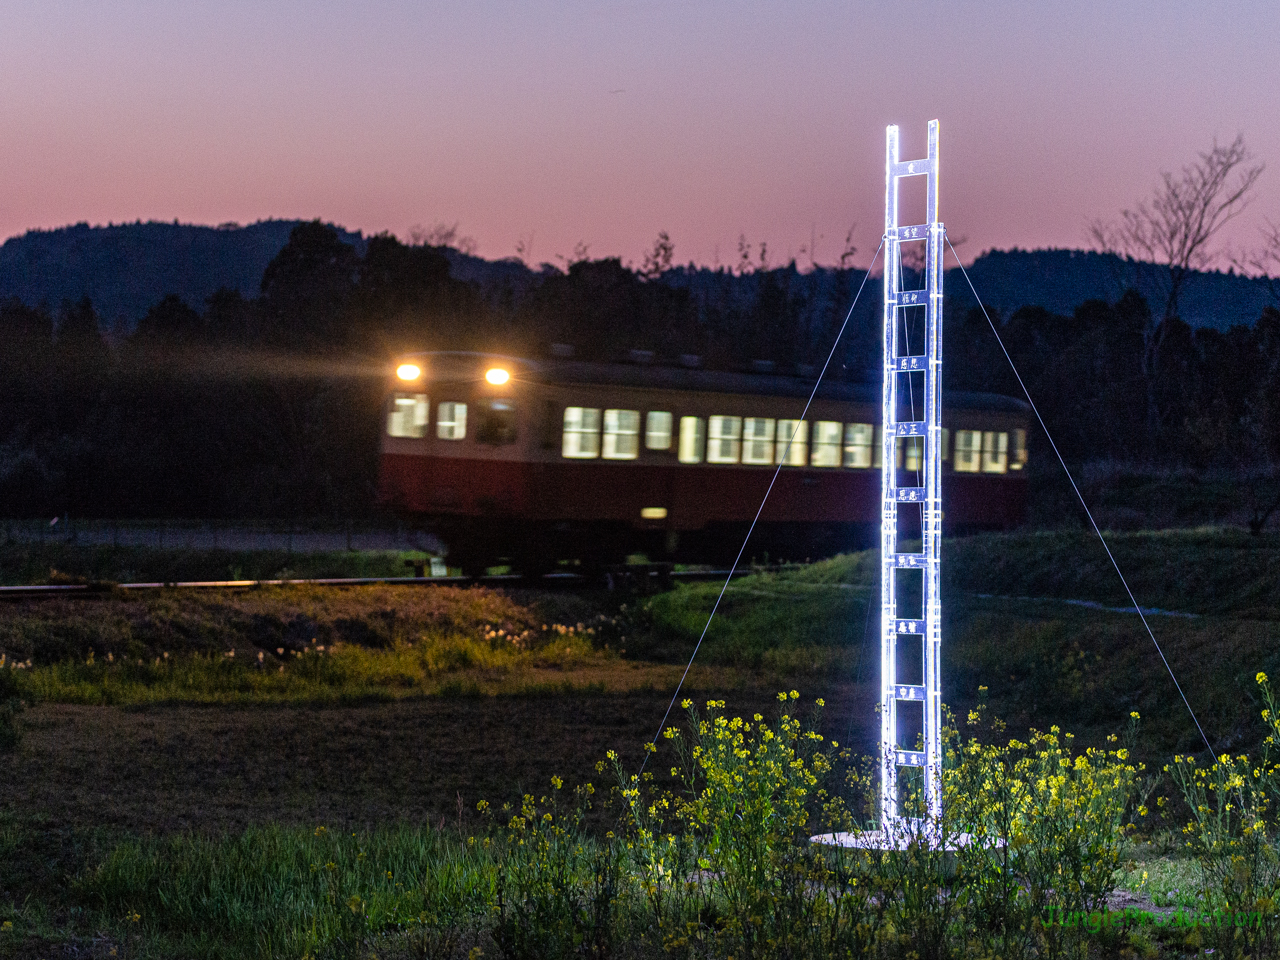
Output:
(942, 527), (1280, 617)
(0, 813), (502, 959)
(0, 692), (1231, 960)
(1114, 849), (1205, 910)
(10, 642), (665, 711)
(3, 528), (1280, 956)
(79, 821), (497, 959)
(4, 527), (1277, 754)
(0, 581), (610, 663)
(0, 582), (757, 710)
(11, 635), (659, 707)
(646, 529), (1280, 760)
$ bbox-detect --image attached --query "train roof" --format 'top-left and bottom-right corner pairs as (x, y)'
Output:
(401, 352), (1031, 415)
(536, 359), (1031, 415)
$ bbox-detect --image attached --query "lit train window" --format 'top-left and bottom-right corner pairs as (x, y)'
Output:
(776, 420), (807, 465)
(902, 436), (923, 471)
(436, 402), (467, 440)
(387, 393), (429, 438)
(844, 423), (873, 468)
(954, 430), (981, 472)
(678, 416), (705, 463)
(602, 409), (640, 460)
(811, 421), (842, 467)
(941, 428), (950, 461)
(874, 426), (884, 468)
(707, 416), (742, 464)
(562, 407), (600, 458)
(645, 411), (673, 450)
(982, 431), (1009, 473)
(742, 418), (774, 464)
(476, 399), (518, 445)
(1011, 428), (1027, 470)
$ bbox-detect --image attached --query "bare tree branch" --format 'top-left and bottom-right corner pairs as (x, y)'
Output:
(640, 231), (674, 280)
(1233, 217), (1280, 306)
(1090, 135), (1264, 462)
(409, 221), (478, 255)
(838, 226), (858, 271)
(1090, 134), (1264, 321)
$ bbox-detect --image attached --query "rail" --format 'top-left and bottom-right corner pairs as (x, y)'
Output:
(0, 566), (763, 598)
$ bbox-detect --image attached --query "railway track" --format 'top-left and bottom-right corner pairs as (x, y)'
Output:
(0, 566), (759, 598)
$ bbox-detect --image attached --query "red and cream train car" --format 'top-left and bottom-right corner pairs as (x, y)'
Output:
(378, 352), (1030, 573)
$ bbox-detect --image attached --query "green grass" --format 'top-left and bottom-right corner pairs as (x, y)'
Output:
(0, 582), (752, 707)
(646, 529), (1280, 758)
(81, 821), (499, 960)
(0, 694), (1254, 960)
(942, 527), (1280, 618)
(7, 528), (1278, 753)
(4, 528), (1280, 957)
(1114, 848), (1205, 910)
(0, 813), (504, 960)
(12, 636), (608, 706)
(0, 581), (611, 664)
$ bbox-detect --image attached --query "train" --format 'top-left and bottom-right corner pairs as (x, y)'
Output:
(377, 351), (1030, 574)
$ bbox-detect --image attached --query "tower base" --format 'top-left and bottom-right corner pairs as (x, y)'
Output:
(811, 819), (998, 851)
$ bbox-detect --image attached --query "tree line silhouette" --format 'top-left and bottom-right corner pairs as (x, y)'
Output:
(1, 221), (1277, 521)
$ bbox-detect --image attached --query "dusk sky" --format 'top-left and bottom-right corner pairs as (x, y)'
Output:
(3, 0), (1278, 270)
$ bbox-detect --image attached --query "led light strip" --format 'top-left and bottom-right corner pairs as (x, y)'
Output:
(880, 120), (943, 831)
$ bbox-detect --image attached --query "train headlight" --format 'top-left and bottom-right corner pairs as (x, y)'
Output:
(396, 363), (422, 381)
(485, 367), (510, 385)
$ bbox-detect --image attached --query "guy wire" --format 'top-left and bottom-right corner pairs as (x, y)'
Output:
(638, 238), (887, 774)
(945, 234), (1218, 762)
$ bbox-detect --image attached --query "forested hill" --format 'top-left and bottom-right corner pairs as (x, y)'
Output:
(1, 219), (1277, 520)
(0, 221), (1274, 332)
(951, 249), (1273, 331)
(0, 221), (366, 327)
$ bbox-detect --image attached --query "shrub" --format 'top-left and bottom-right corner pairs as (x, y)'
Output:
(944, 694), (1144, 957)
(46, 691), (1155, 958)
(1168, 672), (1280, 954)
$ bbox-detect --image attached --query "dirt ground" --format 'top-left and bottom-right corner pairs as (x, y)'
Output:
(1, 685), (874, 837)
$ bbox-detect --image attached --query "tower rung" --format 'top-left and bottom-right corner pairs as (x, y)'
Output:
(891, 553), (926, 568)
(892, 422), (926, 437)
(889, 355), (927, 372)
(893, 684), (926, 701)
(891, 159), (933, 178)
(895, 750), (926, 767)
(892, 487), (925, 502)
(890, 224), (931, 241)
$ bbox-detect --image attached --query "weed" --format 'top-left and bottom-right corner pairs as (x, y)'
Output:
(0, 662), (23, 753)
(0, 692), (1206, 958)
(1167, 672), (1280, 954)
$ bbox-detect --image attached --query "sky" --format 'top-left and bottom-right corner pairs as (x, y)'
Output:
(2, 0), (1278, 270)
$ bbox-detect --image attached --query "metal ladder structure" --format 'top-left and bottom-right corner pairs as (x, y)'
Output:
(879, 120), (944, 832)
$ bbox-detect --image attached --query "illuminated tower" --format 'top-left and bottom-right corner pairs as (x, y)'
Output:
(879, 120), (943, 832)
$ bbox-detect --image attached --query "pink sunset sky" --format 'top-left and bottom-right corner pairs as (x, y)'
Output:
(2, 0), (1277, 270)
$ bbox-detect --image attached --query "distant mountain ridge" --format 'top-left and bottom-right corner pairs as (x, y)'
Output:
(0, 220), (1273, 331)
(950, 248), (1274, 330)
(0, 220), (366, 327)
